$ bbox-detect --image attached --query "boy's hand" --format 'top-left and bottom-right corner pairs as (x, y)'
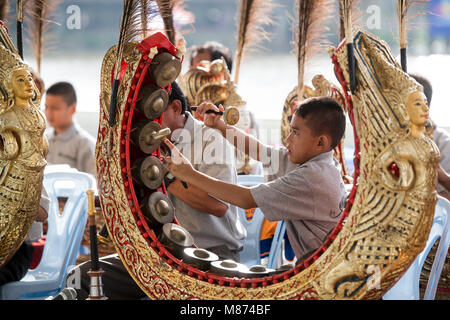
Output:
(196, 102), (227, 131)
(163, 138), (196, 182)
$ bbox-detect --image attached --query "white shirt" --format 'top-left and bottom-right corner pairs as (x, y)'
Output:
(168, 113), (246, 251)
(45, 121), (96, 175)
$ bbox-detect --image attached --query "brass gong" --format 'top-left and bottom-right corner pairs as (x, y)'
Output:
(142, 192), (174, 226)
(132, 121), (170, 154)
(132, 156), (164, 190)
(183, 248), (219, 271)
(150, 52), (182, 88)
(136, 85), (169, 120)
(158, 223), (195, 259)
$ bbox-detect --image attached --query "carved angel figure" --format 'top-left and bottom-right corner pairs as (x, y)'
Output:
(321, 30), (440, 299)
(0, 23), (48, 266)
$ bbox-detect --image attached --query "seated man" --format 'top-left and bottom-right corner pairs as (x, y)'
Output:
(44, 82), (96, 175)
(164, 97), (347, 261)
(161, 81), (246, 260)
(65, 82), (245, 300)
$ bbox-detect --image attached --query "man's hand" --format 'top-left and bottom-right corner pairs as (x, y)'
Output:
(196, 102), (227, 131)
(163, 138), (196, 182)
(36, 206), (48, 222)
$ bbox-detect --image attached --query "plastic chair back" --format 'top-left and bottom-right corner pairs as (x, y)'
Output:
(383, 196), (449, 300)
(424, 197), (450, 299)
(0, 170), (95, 300)
(238, 207), (265, 267)
(237, 175), (265, 266)
(267, 221), (286, 269)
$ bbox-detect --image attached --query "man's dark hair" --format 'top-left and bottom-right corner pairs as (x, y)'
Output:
(294, 97), (346, 149)
(409, 73), (433, 106)
(46, 82), (77, 106)
(190, 41), (233, 72)
(169, 81), (189, 114)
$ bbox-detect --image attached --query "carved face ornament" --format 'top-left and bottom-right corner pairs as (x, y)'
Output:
(405, 90), (429, 135)
(11, 69), (35, 105)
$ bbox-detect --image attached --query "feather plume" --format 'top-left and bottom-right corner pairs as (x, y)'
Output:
(397, 0), (429, 49)
(339, 0), (362, 42)
(113, 0), (147, 80)
(140, 0), (150, 38)
(397, 0), (429, 71)
(339, 0), (355, 44)
(0, 0), (9, 21)
(156, 0), (175, 44)
(16, 0), (23, 21)
(234, 0), (276, 85)
(339, 0), (357, 92)
(155, 0), (193, 45)
(15, 0), (25, 58)
(109, 0), (157, 128)
(24, 0), (61, 74)
(294, 0), (333, 98)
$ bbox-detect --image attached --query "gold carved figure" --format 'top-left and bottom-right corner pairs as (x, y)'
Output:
(182, 58), (258, 175)
(182, 58), (245, 109)
(320, 30), (440, 299)
(0, 25), (48, 266)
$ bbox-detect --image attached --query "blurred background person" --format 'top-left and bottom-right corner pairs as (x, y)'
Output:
(44, 81), (96, 175)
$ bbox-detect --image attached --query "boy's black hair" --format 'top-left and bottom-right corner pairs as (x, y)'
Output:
(169, 81), (190, 114)
(294, 97), (346, 150)
(409, 73), (433, 106)
(46, 82), (77, 106)
(189, 41), (233, 72)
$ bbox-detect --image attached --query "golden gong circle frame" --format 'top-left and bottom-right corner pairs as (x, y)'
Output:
(95, 30), (438, 300)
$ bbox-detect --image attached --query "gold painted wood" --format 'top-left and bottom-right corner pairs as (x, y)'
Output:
(96, 30), (439, 299)
(0, 24), (47, 266)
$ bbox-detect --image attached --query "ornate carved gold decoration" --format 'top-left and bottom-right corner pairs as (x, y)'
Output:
(97, 30), (439, 300)
(0, 25), (48, 266)
(182, 58), (255, 174)
(182, 58), (244, 108)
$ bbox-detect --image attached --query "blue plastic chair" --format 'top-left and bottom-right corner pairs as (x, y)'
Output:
(237, 175), (265, 186)
(0, 170), (95, 300)
(424, 196), (450, 299)
(267, 221), (286, 269)
(383, 196), (449, 300)
(237, 207), (265, 267)
(237, 175), (265, 266)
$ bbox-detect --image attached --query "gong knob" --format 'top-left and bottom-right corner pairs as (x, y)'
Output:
(158, 223), (195, 259)
(132, 121), (171, 154)
(210, 259), (248, 278)
(183, 248), (219, 271)
(142, 192), (174, 226)
(150, 52), (182, 88)
(132, 156), (164, 189)
(223, 107), (240, 126)
(239, 265), (273, 279)
(136, 85), (169, 120)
